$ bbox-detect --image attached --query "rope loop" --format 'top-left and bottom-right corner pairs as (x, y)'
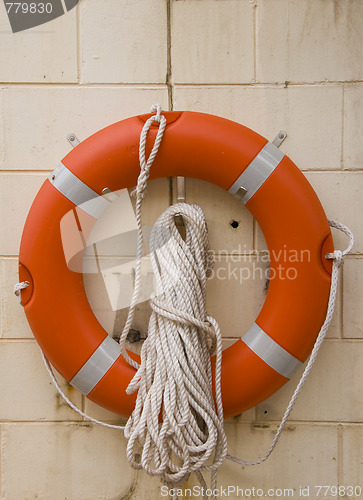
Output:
(325, 219), (354, 266)
(133, 104), (166, 200)
(226, 218), (354, 468)
(119, 104), (167, 370)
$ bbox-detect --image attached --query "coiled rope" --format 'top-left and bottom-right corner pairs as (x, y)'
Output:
(15, 105), (354, 500)
(116, 104), (227, 493)
(122, 203), (227, 492)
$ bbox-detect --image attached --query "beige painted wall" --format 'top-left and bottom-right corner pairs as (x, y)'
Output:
(0, 0), (362, 498)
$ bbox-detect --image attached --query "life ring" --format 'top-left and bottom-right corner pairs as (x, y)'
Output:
(18, 111), (333, 419)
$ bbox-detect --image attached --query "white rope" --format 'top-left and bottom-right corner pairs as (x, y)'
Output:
(118, 104), (167, 371)
(117, 105), (227, 494)
(227, 218), (354, 467)
(13, 280), (29, 304)
(122, 203), (227, 492)
(13, 105), (354, 499)
(41, 351), (126, 430)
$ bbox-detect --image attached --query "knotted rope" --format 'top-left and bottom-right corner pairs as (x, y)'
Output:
(15, 105), (354, 500)
(13, 280), (29, 304)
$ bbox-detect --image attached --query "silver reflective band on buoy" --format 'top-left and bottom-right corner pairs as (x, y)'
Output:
(70, 336), (121, 395)
(228, 142), (285, 203)
(242, 323), (302, 379)
(48, 163), (111, 219)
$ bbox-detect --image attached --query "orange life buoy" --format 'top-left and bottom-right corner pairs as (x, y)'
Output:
(18, 111), (333, 419)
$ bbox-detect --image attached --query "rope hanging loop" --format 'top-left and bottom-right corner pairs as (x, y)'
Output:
(118, 106), (227, 490)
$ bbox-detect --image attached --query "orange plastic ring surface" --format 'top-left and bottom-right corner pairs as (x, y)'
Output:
(18, 111), (333, 418)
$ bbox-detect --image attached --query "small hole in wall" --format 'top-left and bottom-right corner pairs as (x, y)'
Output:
(264, 410), (268, 414)
(229, 220), (240, 230)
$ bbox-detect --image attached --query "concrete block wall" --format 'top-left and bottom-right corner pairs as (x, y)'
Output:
(0, 0), (362, 498)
